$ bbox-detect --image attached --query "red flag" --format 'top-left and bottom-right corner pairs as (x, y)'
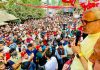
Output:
(80, 3), (87, 11)
(80, 1), (96, 11)
(62, 0), (71, 3)
(87, 2), (96, 9)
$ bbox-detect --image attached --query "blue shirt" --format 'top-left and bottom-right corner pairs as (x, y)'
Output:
(41, 45), (46, 51)
(63, 41), (68, 46)
(9, 43), (17, 49)
(0, 36), (4, 41)
(55, 48), (67, 60)
(26, 49), (37, 63)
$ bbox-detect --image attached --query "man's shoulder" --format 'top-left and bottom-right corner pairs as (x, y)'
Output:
(32, 49), (38, 53)
(51, 56), (57, 60)
(4, 46), (10, 53)
(26, 49), (31, 53)
(50, 56), (58, 63)
(94, 37), (100, 52)
(8, 60), (15, 65)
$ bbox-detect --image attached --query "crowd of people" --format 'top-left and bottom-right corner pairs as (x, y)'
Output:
(0, 7), (100, 70)
(0, 12), (79, 70)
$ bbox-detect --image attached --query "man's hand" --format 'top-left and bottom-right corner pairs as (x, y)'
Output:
(28, 53), (34, 62)
(30, 53), (34, 58)
(45, 46), (49, 51)
(17, 59), (22, 64)
(71, 41), (81, 54)
(61, 55), (66, 58)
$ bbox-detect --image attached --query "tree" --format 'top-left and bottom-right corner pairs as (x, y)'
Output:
(0, 0), (45, 21)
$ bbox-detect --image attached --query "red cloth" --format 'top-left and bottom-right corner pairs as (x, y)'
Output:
(53, 31), (57, 36)
(26, 38), (33, 43)
(78, 26), (83, 31)
(62, 0), (71, 3)
(5, 52), (10, 60)
(36, 45), (41, 50)
(46, 32), (50, 38)
(43, 39), (47, 46)
(21, 52), (27, 57)
(34, 31), (38, 35)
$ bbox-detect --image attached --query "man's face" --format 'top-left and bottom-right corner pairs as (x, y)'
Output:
(0, 56), (5, 70)
(0, 63), (5, 70)
(38, 47), (42, 52)
(18, 44), (21, 47)
(82, 11), (100, 34)
(24, 53), (28, 59)
(0, 34), (2, 37)
(28, 46), (33, 51)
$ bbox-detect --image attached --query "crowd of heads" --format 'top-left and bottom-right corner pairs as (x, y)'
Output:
(0, 9), (82, 70)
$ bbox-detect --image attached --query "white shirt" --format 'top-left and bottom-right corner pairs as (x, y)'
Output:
(3, 46), (10, 53)
(56, 34), (60, 39)
(66, 45), (73, 55)
(32, 34), (36, 40)
(45, 57), (58, 70)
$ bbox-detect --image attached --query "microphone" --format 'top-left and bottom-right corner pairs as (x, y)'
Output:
(75, 30), (81, 46)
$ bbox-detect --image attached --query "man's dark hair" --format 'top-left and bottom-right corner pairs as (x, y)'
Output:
(21, 62), (30, 69)
(0, 41), (4, 45)
(9, 48), (16, 54)
(46, 49), (52, 58)
(27, 43), (33, 48)
(58, 42), (62, 46)
(16, 41), (21, 45)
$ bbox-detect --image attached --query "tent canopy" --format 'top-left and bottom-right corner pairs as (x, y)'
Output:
(0, 10), (17, 22)
(0, 21), (8, 26)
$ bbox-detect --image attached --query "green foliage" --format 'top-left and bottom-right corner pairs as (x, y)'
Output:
(4, 0), (45, 21)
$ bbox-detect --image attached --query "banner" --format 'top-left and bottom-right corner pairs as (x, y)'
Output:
(16, 3), (74, 9)
(80, 1), (96, 11)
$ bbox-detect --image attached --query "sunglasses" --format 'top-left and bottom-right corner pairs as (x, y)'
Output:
(81, 19), (100, 24)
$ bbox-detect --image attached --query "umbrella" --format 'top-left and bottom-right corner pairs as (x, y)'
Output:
(0, 21), (8, 26)
(0, 10), (17, 22)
